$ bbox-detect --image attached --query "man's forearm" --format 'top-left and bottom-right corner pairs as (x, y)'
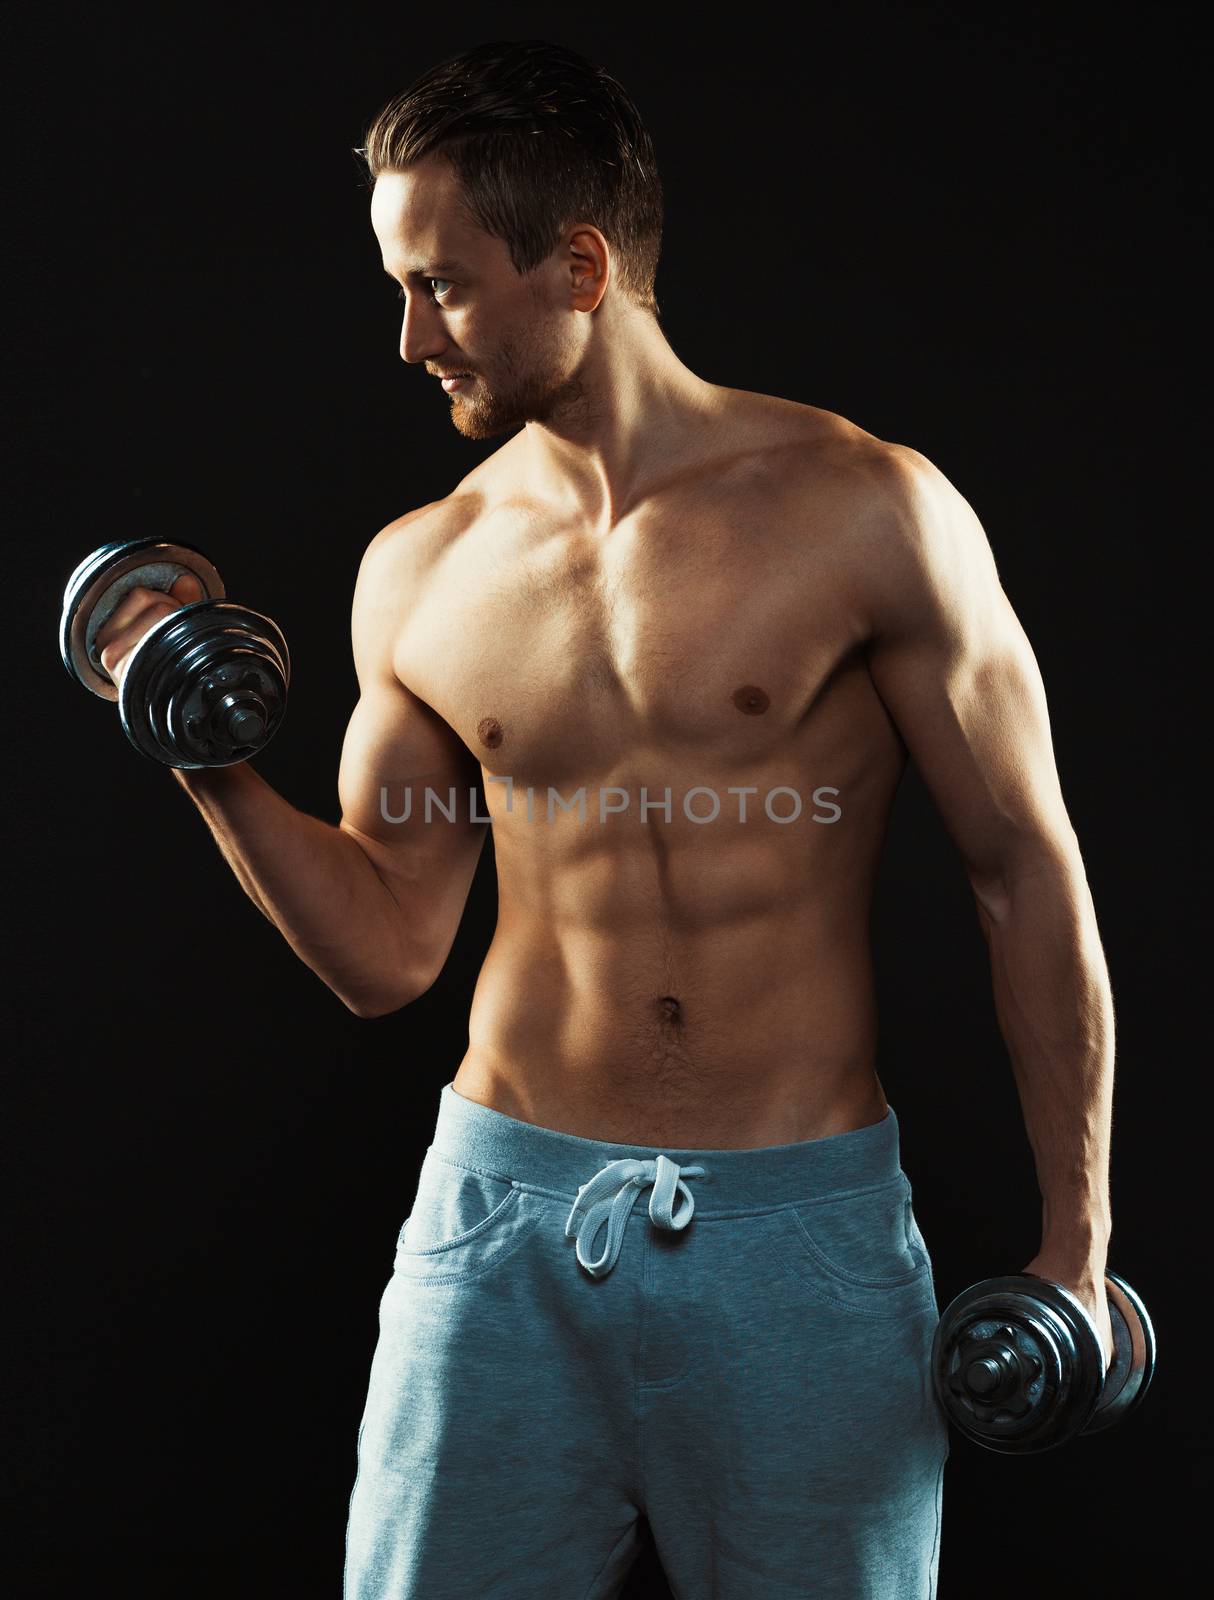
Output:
(171, 763), (423, 1016)
(976, 843), (1115, 1270)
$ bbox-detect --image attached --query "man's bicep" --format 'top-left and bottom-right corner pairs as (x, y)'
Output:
(337, 504), (485, 864)
(336, 673), (487, 992)
(335, 511), (488, 978)
(864, 454), (1080, 907)
(337, 670), (483, 860)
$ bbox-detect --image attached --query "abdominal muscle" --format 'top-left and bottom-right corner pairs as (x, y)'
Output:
(451, 817), (891, 1150)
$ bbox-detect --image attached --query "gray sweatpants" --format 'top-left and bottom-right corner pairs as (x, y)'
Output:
(343, 1081), (949, 1598)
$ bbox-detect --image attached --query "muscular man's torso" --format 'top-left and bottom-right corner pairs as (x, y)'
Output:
(389, 388), (909, 1147)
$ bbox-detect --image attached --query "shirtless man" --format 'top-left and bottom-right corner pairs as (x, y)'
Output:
(94, 39), (1117, 1600)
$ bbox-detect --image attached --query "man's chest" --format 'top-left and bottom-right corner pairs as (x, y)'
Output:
(394, 481), (871, 784)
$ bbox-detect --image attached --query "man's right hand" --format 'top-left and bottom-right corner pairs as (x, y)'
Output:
(94, 571), (206, 691)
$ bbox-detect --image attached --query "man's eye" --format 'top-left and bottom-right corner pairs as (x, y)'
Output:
(397, 279), (453, 301)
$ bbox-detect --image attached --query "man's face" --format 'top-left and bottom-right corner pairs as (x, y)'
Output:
(371, 156), (588, 442)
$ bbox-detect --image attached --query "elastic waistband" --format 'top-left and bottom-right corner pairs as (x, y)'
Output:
(429, 1082), (904, 1213)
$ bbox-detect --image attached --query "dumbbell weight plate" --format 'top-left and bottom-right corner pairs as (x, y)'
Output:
(932, 1274), (1105, 1453)
(60, 538), (225, 700)
(1083, 1270), (1157, 1433)
(119, 601), (290, 768)
(932, 1269), (1156, 1454)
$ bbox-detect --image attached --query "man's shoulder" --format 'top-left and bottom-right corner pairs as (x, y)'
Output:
(750, 401), (996, 637)
(767, 407), (977, 568)
(754, 397), (943, 518)
(358, 485), (488, 584)
(349, 491), (492, 681)
(361, 426), (540, 564)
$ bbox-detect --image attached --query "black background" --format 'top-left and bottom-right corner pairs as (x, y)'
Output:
(4, 2), (1205, 1594)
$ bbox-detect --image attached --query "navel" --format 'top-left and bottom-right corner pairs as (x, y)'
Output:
(477, 716), (504, 749)
(732, 684), (770, 715)
(656, 994), (684, 1025)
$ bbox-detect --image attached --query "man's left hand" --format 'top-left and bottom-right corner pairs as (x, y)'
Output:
(1021, 1253), (1115, 1371)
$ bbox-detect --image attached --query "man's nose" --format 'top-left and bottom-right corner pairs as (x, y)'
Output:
(399, 301), (446, 366)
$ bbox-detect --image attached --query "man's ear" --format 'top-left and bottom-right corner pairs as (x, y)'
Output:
(566, 225), (610, 313)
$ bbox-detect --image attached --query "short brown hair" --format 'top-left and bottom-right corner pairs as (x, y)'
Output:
(355, 39), (664, 317)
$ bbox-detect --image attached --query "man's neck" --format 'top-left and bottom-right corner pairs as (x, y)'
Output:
(522, 318), (720, 531)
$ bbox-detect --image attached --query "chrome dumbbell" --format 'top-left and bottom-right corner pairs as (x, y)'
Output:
(60, 538), (289, 768)
(931, 1270), (1156, 1454)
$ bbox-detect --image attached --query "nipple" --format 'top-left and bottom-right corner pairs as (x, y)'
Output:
(732, 685), (770, 715)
